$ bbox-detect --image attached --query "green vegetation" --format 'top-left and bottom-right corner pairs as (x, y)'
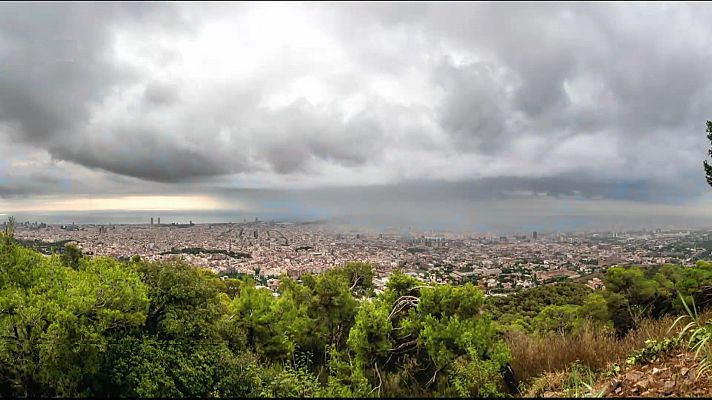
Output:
(485, 282), (592, 332)
(487, 263), (712, 337)
(672, 295), (712, 380)
(0, 237), (509, 397)
(625, 337), (681, 366)
(14, 238), (76, 255)
(5, 224), (712, 397)
(704, 120), (712, 188)
(160, 247), (250, 259)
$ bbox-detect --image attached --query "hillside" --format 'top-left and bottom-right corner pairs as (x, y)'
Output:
(527, 347), (712, 398)
(602, 350), (711, 397)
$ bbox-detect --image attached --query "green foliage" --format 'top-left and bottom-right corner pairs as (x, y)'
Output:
(533, 304), (582, 335)
(224, 281), (311, 360)
(347, 299), (392, 366)
(625, 337), (681, 366)
(347, 280), (511, 397)
(0, 242), (149, 397)
(602, 264), (712, 335)
(60, 243), (84, 269)
(703, 120), (712, 188)
(340, 261), (375, 297)
(579, 292), (610, 323)
(671, 294), (712, 379)
(3, 216), (15, 243)
(486, 282), (591, 332)
(305, 268), (358, 355)
(563, 361), (605, 398)
(104, 338), (224, 397)
(133, 259), (227, 340)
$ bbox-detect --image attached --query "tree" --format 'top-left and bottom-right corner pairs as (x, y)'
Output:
(307, 269), (358, 355)
(579, 292), (609, 323)
(61, 244), (84, 269)
(704, 120), (712, 187)
(0, 243), (149, 397)
(343, 279), (510, 397)
(101, 259), (230, 397)
(223, 282), (311, 360)
(340, 262), (375, 297)
(347, 299), (393, 381)
(3, 216), (15, 242)
(532, 304), (582, 334)
(604, 266), (662, 334)
(134, 259), (227, 340)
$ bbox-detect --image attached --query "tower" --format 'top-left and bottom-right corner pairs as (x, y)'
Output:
(151, 217), (154, 225)
(157, 217), (161, 225)
(533, 231), (538, 240)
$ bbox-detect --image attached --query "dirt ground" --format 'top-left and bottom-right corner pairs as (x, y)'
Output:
(598, 351), (712, 397)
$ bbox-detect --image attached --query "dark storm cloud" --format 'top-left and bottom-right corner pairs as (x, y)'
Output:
(0, 2), (711, 206)
(434, 60), (513, 152)
(286, 177), (702, 205)
(0, 3), (189, 140)
(57, 129), (233, 183)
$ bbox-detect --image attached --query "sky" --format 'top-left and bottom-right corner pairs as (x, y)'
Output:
(1, 2), (712, 232)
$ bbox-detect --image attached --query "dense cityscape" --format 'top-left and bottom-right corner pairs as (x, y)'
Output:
(10, 218), (712, 295)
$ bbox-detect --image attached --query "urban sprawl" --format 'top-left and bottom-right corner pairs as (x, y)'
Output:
(10, 219), (712, 296)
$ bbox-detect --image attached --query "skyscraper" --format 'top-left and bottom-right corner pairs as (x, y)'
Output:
(533, 231), (538, 240)
(151, 217), (154, 225)
(157, 217), (161, 225)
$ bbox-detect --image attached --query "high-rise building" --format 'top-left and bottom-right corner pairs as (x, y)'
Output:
(533, 231), (538, 240)
(151, 217), (154, 225)
(157, 217), (161, 225)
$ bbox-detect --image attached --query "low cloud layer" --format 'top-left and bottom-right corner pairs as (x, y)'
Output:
(1, 2), (712, 228)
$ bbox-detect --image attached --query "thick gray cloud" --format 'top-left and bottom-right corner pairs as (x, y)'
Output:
(0, 1), (711, 221)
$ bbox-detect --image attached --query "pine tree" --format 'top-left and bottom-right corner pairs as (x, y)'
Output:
(704, 120), (712, 187)
(4, 216), (15, 240)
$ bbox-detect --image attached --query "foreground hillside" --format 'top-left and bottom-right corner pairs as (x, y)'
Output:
(2, 231), (712, 397)
(526, 340), (712, 397)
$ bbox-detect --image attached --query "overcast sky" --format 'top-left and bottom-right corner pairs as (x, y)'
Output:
(2, 2), (712, 231)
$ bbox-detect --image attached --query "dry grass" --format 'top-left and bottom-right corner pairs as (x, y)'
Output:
(512, 310), (712, 397)
(507, 322), (618, 385)
(523, 370), (569, 397)
(507, 315), (686, 385)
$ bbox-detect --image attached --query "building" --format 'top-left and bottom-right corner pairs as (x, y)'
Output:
(151, 217), (154, 225)
(533, 231), (538, 240)
(586, 277), (605, 290)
